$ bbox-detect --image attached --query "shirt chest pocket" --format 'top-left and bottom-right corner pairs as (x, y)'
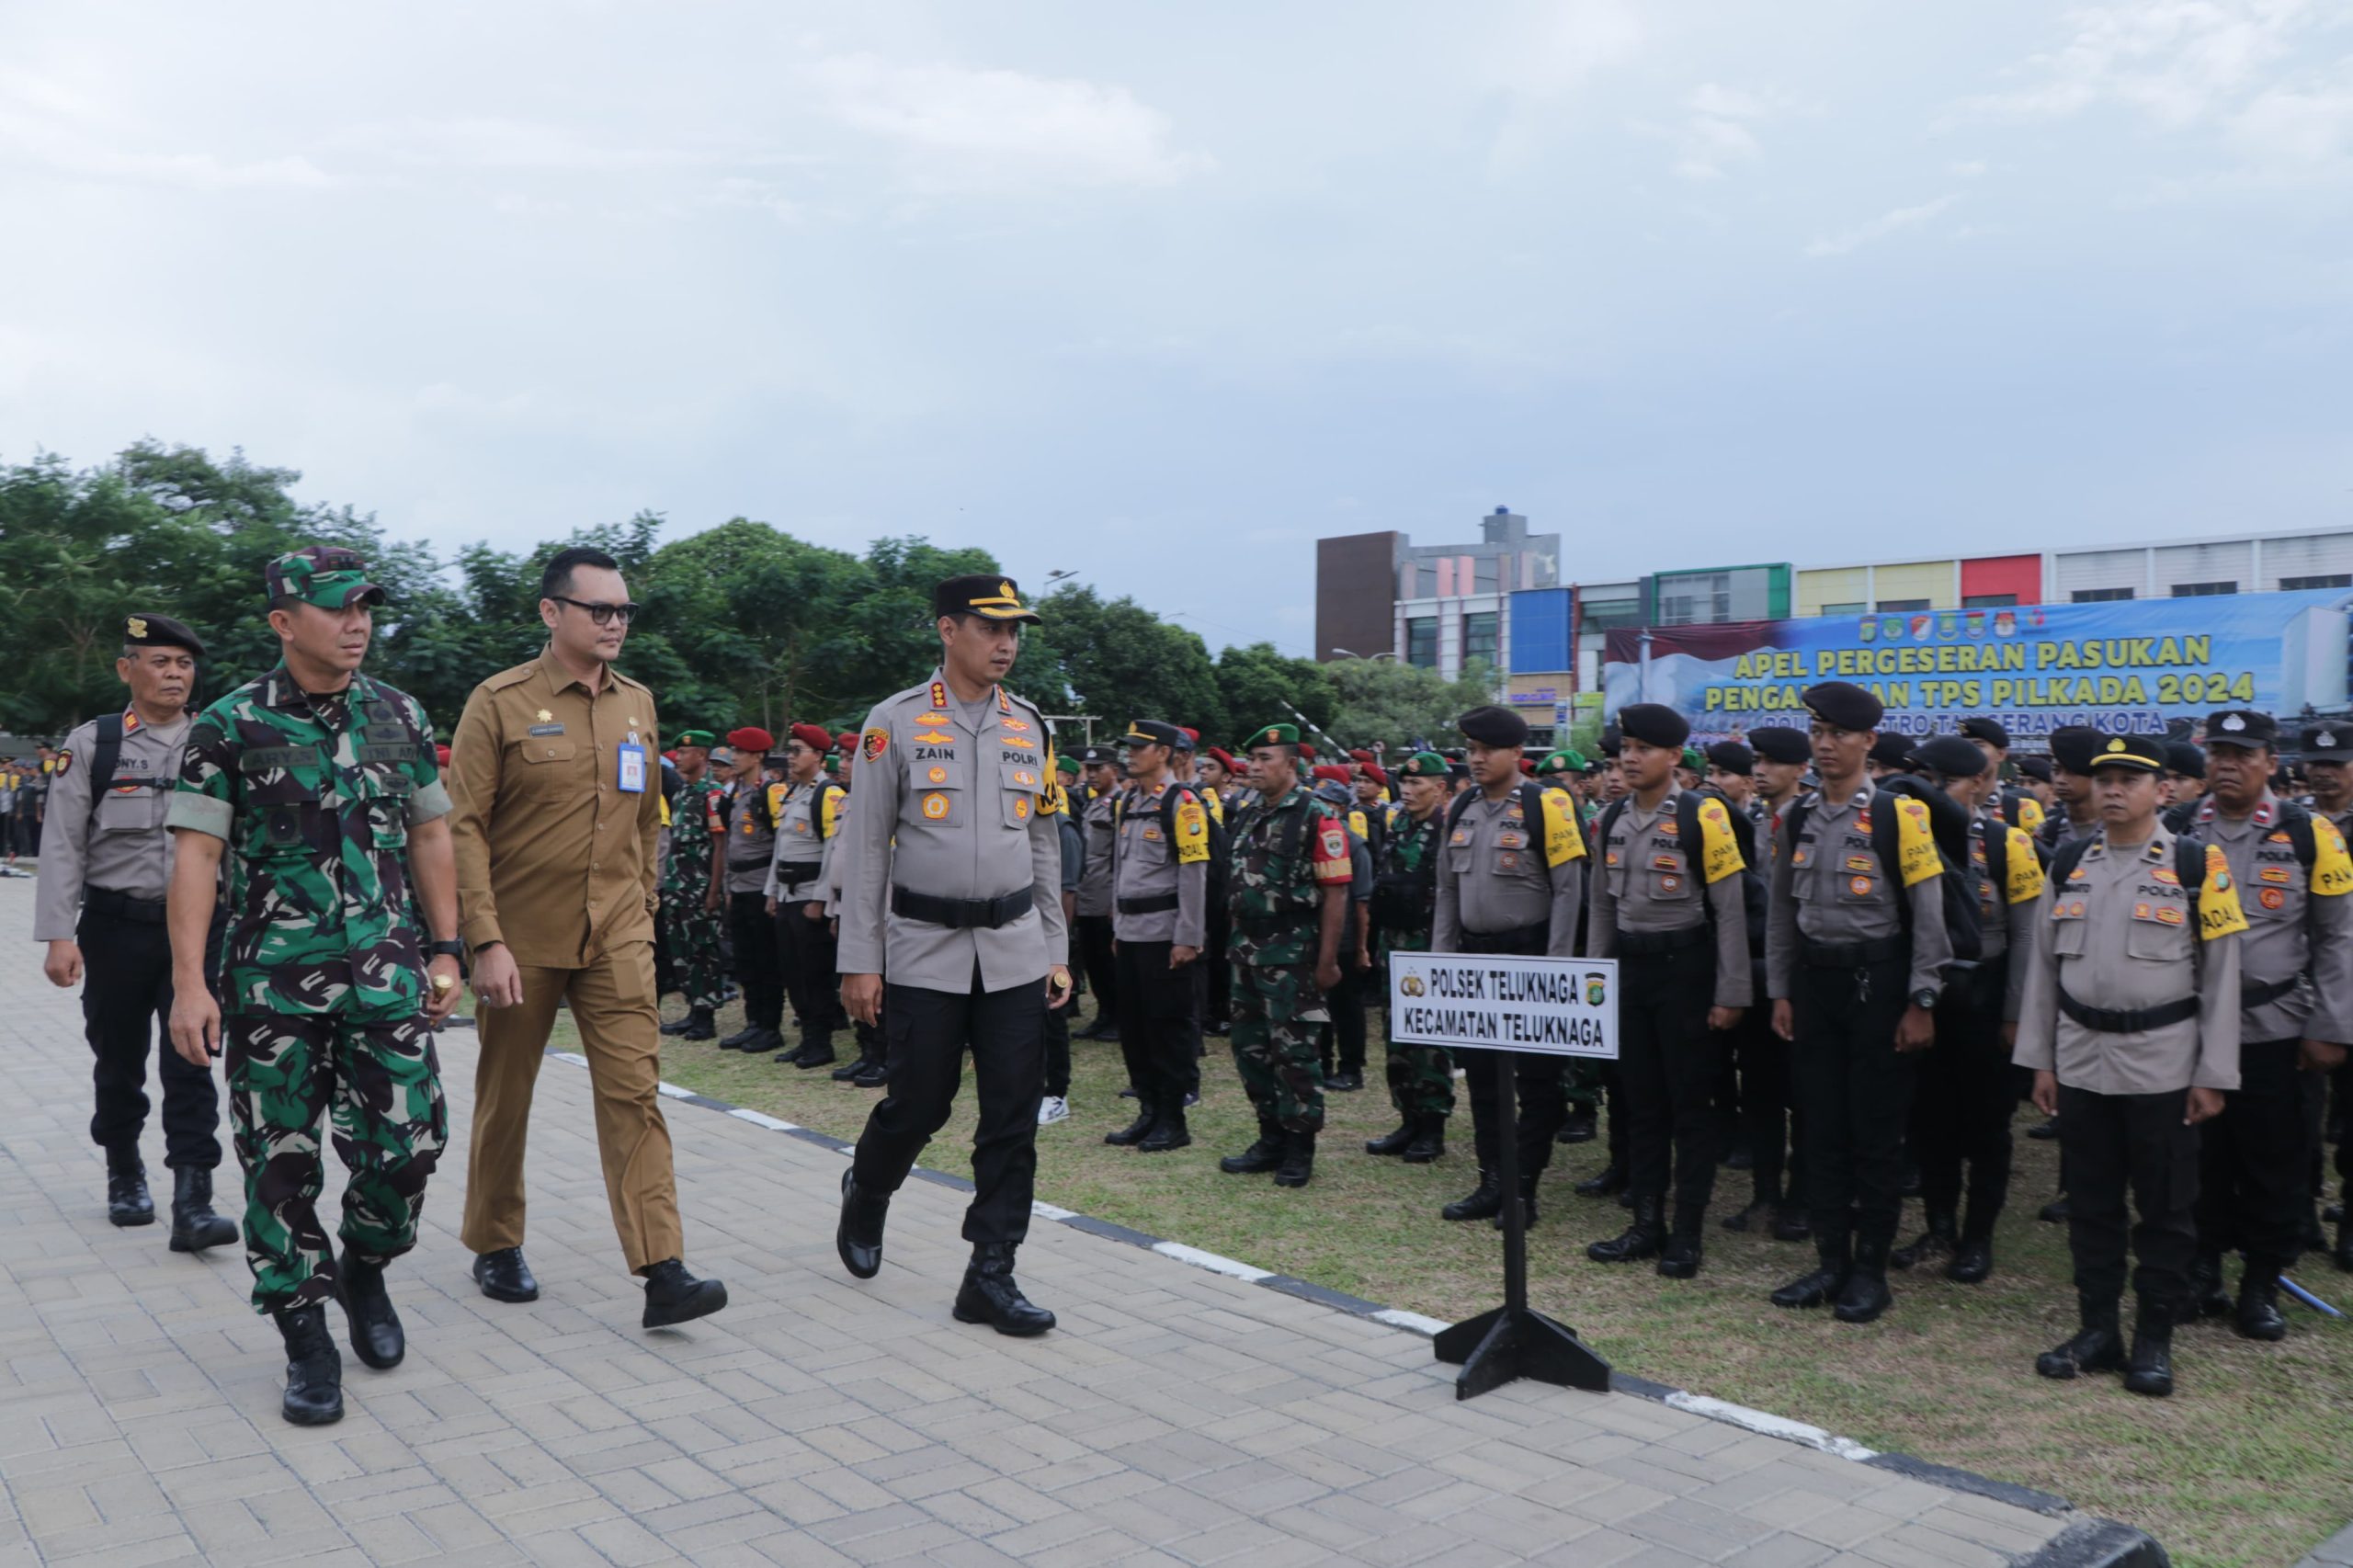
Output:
(2049, 902), (2089, 959)
(913, 778), (964, 828)
(1832, 853), (1883, 906)
(1446, 827), (1475, 878)
(999, 763), (1042, 829)
(94, 785), (162, 834)
(355, 764), (415, 851)
(237, 751), (324, 858)
(2250, 860), (2304, 924)
(1646, 848), (1692, 902)
(514, 738), (578, 799)
(2124, 898), (2193, 963)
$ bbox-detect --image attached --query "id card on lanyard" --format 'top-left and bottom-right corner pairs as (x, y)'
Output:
(618, 743), (647, 793)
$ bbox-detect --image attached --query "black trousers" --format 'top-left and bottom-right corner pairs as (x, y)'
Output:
(78, 901), (224, 1169)
(727, 891), (783, 1028)
(1115, 939), (1199, 1112)
(1733, 1006), (1801, 1206)
(1318, 957), (1370, 1078)
(854, 971), (1046, 1244)
(1204, 903), (1232, 1028)
(775, 893), (847, 1037)
(2060, 1083), (2199, 1313)
(1076, 915), (1118, 1026)
(1916, 962), (2013, 1237)
(1616, 944), (1720, 1222)
(1791, 955), (1916, 1252)
(2196, 1039), (2309, 1274)
(1459, 925), (1567, 1178)
(1041, 977), (1072, 1099)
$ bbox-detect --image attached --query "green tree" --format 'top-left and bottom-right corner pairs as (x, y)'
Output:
(1212, 642), (1336, 746)
(1022, 585), (1222, 740)
(1322, 658), (1502, 751)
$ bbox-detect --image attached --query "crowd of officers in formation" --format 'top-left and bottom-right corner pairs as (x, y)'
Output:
(25, 549), (2353, 1427)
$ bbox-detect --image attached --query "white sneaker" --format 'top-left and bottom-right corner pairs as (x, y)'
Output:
(1037, 1096), (1069, 1126)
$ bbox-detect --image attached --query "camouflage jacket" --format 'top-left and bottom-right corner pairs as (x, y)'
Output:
(664, 777), (726, 893)
(1226, 783), (1351, 966)
(167, 665), (450, 1020)
(1373, 801), (1442, 955)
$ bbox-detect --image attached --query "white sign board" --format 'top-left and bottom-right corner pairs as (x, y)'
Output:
(1386, 953), (1619, 1060)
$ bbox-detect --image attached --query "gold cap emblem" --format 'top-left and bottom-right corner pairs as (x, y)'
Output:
(126, 616), (148, 639)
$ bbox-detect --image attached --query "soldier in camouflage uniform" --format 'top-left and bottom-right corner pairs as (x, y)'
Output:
(1364, 751), (1452, 1163)
(658, 729), (727, 1040)
(1218, 723), (1353, 1188)
(165, 547), (461, 1428)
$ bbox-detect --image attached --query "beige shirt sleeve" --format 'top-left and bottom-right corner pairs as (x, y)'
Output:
(448, 684), (506, 951)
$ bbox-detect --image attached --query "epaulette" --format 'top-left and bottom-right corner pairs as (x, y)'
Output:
(483, 664), (536, 691)
(608, 667), (651, 693)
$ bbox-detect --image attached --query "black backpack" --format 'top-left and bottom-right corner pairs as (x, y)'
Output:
(1784, 785), (1984, 962)
(2048, 832), (2207, 931)
(1116, 782), (1230, 900)
(1595, 787), (1762, 953)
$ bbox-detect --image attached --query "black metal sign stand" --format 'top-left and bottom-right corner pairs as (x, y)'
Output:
(1432, 1047), (1612, 1400)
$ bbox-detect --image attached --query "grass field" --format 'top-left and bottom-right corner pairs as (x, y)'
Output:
(540, 994), (2352, 1568)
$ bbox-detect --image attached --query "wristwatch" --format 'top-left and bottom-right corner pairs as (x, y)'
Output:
(1911, 987), (1938, 1011)
(429, 940), (466, 960)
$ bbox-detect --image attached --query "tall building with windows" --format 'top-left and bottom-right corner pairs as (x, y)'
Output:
(1313, 506), (1560, 677)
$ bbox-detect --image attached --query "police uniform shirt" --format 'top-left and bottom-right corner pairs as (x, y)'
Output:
(1586, 783), (1752, 1008)
(1430, 787), (1584, 958)
(34, 709), (189, 940)
(2187, 790), (2353, 1046)
(718, 779), (779, 896)
(1076, 786), (1119, 920)
(1764, 784), (1953, 1003)
(1967, 817), (2045, 1020)
(834, 668), (1068, 990)
(764, 777), (843, 900)
(2014, 825), (2243, 1093)
(1110, 780), (1208, 948)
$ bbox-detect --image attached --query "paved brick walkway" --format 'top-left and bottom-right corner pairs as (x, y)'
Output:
(0, 881), (2092, 1567)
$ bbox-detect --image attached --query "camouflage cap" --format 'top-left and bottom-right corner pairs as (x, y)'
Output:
(267, 545), (385, 610)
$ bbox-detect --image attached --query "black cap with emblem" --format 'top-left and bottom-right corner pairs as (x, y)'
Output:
(933, 574), (1041, 623)
(1615, 702), (1688, 750)
(1597, 725), (1621, 758)
(121, 612), (206, 660)
(2016, 755), (2053, 783)
(1748, 726), (1811, 766)
(1121, 719), (1185, 750)
(2302, 724), (2353, 763)
(1802, 680), (1883, 732)
(2163, 741), (2206, 778)
(2203, 710), (2277, 750)
(2087, 733), (2166, 773)
(1077, 744), (1119, 765)
(1457, 705), (1529, 748)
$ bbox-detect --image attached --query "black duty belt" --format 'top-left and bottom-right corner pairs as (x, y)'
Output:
(892, 886), (1031, 930)
(1117, 892), (1180, 915)
(2242, 974), (2301, 1009)
(1618, 925), (1710, 957)
(774, 862), (824, 886)
(85, 886), (166, 924)
(1799, 935), (1905, 969)
(2057, 986), (2199, 1034)
(1460, 922), (1551, 957)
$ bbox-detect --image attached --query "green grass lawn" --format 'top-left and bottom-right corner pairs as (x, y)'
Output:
(540, 994), (2352, 1568)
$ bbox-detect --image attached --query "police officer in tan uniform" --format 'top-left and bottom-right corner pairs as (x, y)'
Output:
(1102, 720), (1210, 1153)
(833, 575), (1071, 1335)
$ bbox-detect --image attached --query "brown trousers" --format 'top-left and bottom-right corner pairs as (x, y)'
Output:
(460, 940), (683, 1272)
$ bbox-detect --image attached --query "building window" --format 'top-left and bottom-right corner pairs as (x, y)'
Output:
(1818, 602), (1865, 617)
(1876, 598), (1929, 612)
(1405, 617), (1438, 668)
(1658, 572), (1732, 626)
(2170, 581), (2236, 597)
(1577, 597), (1642, 631)
(2282, 574), (2351, 591)
(1461, 611), (1499, 668)
(2072, 587), (2134, 603)
(1962, 593), (2017, 608)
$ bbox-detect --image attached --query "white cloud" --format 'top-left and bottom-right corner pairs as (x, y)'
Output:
(1967, 0), (2313, 126)
(2227, 69), (2353, 168)
(1949, 158), (1989, 177)
(1804, 194), (1960, 256)
(1673, 82), (1775, 180)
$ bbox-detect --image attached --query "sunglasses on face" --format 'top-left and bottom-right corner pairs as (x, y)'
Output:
(552, 597), (642, 626)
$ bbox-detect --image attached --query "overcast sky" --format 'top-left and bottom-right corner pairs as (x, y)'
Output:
(5, 2), (2348, 655)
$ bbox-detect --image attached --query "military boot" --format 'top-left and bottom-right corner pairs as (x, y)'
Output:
(1770, 1232), (1850, 1310)
(953, 1243), (1055, 1336)
(2188, 1252), (2234, 1318)
(1441, 1167), (1502, 1221)
(2124, 1301), (2176, 1397)
(1770, 1206), (1813, 1244)
(661, 1006), (713, 1039)
(1273, 1130), (1316, 1188)
(791, 1028), (837, 1070)
(1364, 1119), (1417, 1157)
(1491, 1171), (1540, 1231)
(2336, 1214), (2353, 1274)
(167, 1167), (237, 1253)
(1402, 1114), (1447, 1165)
(1573, 1161), (1627, 1199)
(1833, 1238), (1893, 1324)
(1891, 1210), (1958, 1272)
(1138, 1105), (1191, 1153)
(1587, 1195), (1665, 1263)
(106, 1147), (153, 1227)
(1556, 1108), (1597, 1144)
(1105, 1097), (1157, 1148)
(718, 1022), (761, 1050)
(641, 1259), (729, 1328)
(2035, 1301), (2125, 1380)
(335, 1246), (404, 1369)
(274, 1304), (344, 1426)
(1220, 1119), (1287, 1175)
(1657, 1204), (1708, 1279)
(836, 1169), (889, 1279)
(2234, 1266), (2288, 1342)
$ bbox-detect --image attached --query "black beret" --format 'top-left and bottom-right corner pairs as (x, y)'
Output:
(2204, 710), (2277, 749)
(1957, 716), (2009, 749)
(1870, 733), (1915, 769)
(2086, 733), (2165, 772)
(2015, 756), (2053, 783)
(1597, 725), (1621, 757)
(1914, 736), (1990, 778)
(1747, 726), (1811, 765)
(1457, 705), (1529, 748)
(1616, 703), (1689, 750)
(1802, 680), (1883, 732)
(2163, 741), (2206, 778)
(2048, 726), (2104, 775)
(2302, 724), (2353, 763)
(121, 612), (205, 659)
(1121, 720), (1186, 749)
(1704, 741), (1754, 774)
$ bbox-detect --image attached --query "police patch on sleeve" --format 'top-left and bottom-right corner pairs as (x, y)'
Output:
(2313, 816), (2353, 898)
(2200, 842), (2249, 938)
(1175, 796), (1210, 865)
(1894, 797), (1941, 887)
(861, 727), (890, 762)
(1697, 797), (1744, 884)
(2005, 826), (2044, 904)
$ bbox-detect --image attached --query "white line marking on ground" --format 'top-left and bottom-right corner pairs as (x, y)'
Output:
(1371, 1308), (1449, 1336)
(729, 1108), (797, 1131)
(1151, 1241), (1276, 1282)
(1665, 1392), (1878, 1460)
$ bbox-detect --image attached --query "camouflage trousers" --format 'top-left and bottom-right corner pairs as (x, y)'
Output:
(1375, 942), (1453, 1119)
(1229, 962), (1326, 1134)
(1561, 1059), (1606, 1113)
(225, 1011), (447, 1315)
(664, 878), (726, 1010)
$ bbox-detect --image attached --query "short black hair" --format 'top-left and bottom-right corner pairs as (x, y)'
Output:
(542, 546), (620, 603)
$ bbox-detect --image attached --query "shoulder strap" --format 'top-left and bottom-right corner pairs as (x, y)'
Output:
(2176, 835), (2205, 927)
(1784, 797), (1812, 855)
(85, 714), (127, 822)
(1867, 789), (1916, 935)
(2275, 799), (2317, 869)
(1444, 787), (1476, 833)
(2050, 833), (2094, 886)
(1597, 795), (1630, 848)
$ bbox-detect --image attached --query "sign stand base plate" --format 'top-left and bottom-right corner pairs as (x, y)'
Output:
(1433, 1304), (1609, 1400)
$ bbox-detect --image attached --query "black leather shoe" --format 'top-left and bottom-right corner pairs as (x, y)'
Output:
(335, 1247), (404, 1369)
(830, 1054), (869, 1081)
(1770, 1265), (1846, 1310)
(1076, 1018), (1120, 1041)
(676, 1006), (716, 1041)
(1573, 1162), (1627, 1199)
(1441, 1170), (1501, 1221)
(1556, 1109), (1597, 1144)
(2234, 1278), (2288, 1342)
(2039, 1196), (2071, 1224)
(2124, 1309), (2175, 1397)
(1834, 1241), (1893, 1323)
(1771, 1207), (1813, 1244)
(473, 1247), (540, 1302)
(739, 1028), (784, 1055)
(1365, 1121), (1417, 1156)
(167, 1167), (238, 1253)
(1105, 1100), (1157, 1147)
(2036, 1320), (2123, 1380)
(1491, 1182), (1539, 1231)
(641, 1259), (728, 1328)
(1891, 1217), (1957, 1272)
(718, 1025), (760, 1050)
(1588, 1197), (1665, 1263)
(850, 1060), (888, 1088)
(106, 1152), (153, 1228)
(275, 1305), (343, 1426)
(837, 1169), (888, 1279)
(1402, 1116), (1446, 1165)
(953, 1243), (1054, 1336)
(793, 1038), (837, 1069)
(1273, 1131), (1315, 1188)
(1657, 1234), (1702, 1279)
(1325, 1072), (1362, 1092)
(2027, 1114), (2062, 1141)
(1947, 1238), (1995, 1285)
(1138, 1109), (1191, 1153)
(1221, 1126), (1286, 1175)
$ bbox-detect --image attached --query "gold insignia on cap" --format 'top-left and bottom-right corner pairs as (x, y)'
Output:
(998, 581), (1014, 599)
(536, 709), (552, 723)
(127, 616), (148, 639)
(2106, 738), (2126, 753)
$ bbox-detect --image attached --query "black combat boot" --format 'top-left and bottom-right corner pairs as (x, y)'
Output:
(1104, 1097), (1157, 1148)
(829, 1050), (868, 1081)
(836, 1169), (889, 1279)
(2336, 1214), (2353, 1273)
(641, 1259), (729, 1328)
(792, 1028), (837, 1069)
(718, 1022), (761, 1050)
(1402, 1114), (1446, 1165)
(1138, 1105), (1191, 1153)
(2188, 1252), (2234, 1318)
(1770, 1232), (1850, 1310)
(1573, 1161), (1627, 1199)
(1657, 1205), (1708, 1278)
(167, 1167), (238, 1253)
(1587, 1195), (1666, 1264)
(1771, 1206), (1813, 1243)
(2234, 1266), (2288, 1342)
(274, 1304), (344, 1426)
(953, 1243), (1055, 1335)
(1220, 1119), (1286, 1175)
(661, 1006), (714, 1039)
(1365, 1120), (1417, 1157)
(738, 1026), (784, 1055)
(1441, 1167), (1502, 1221)
(1720, 1195), (1774, 1233)
(335, 1247), (405, 1369)
(1491, 1171), (1540, 1231)
(1947, 1234), (1995, 1285)
(106, 1148), (153, 1227)
(1556, 1108), (1597, 1144)
(1273, 1131), (1316, 1188)
(1890, 1210), (1958, 1272)
(2038, 1194), (2071, 1224)
(1834, 1238), (1893, 1324)
(2035, 1301), (2125, 1380)
(2123, 1301), (2175, 1397)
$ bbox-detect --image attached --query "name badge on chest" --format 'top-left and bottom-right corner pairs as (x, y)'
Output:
(618, 744), (647, 793)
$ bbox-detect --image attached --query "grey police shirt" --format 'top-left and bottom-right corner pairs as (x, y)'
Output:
(1110, 778), (1207, 948)
(1764, 783), (1953, 1003)
(1965, 817), (2042, 1022)
(720, 779), (778, 896)
(35, 710), (190, 941)
(764, 776), (841, 900)
(2188, 790), (2353, 1048)
(1586, 784), (1752, 1009)
(1430, 787), (1582, 958)
(1075, 786), (1118, 920)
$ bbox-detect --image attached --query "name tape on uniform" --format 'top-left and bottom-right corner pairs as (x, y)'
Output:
(1385, 952), (1619, 1060)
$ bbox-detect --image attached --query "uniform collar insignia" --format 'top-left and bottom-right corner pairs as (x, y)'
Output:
(930, 679), (948, 710)
(119, 709), (141, 733)
(2253, 799), (2275, 826)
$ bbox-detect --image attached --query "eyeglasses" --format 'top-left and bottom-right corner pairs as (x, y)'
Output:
(551, 597), (642, 626)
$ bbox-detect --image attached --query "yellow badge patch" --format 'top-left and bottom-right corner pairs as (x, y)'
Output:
(1540, 788), (1586, 867)
(1175, 798), (1211, 865)
(1697, 797), (1745, 884)
(2313, 817), (2353, 897)
(1894, 797), (1941, 887)
(2200, 842), (2249, 938)
(2005, 827), (2044, 904)
(920, 792), (950, 821)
